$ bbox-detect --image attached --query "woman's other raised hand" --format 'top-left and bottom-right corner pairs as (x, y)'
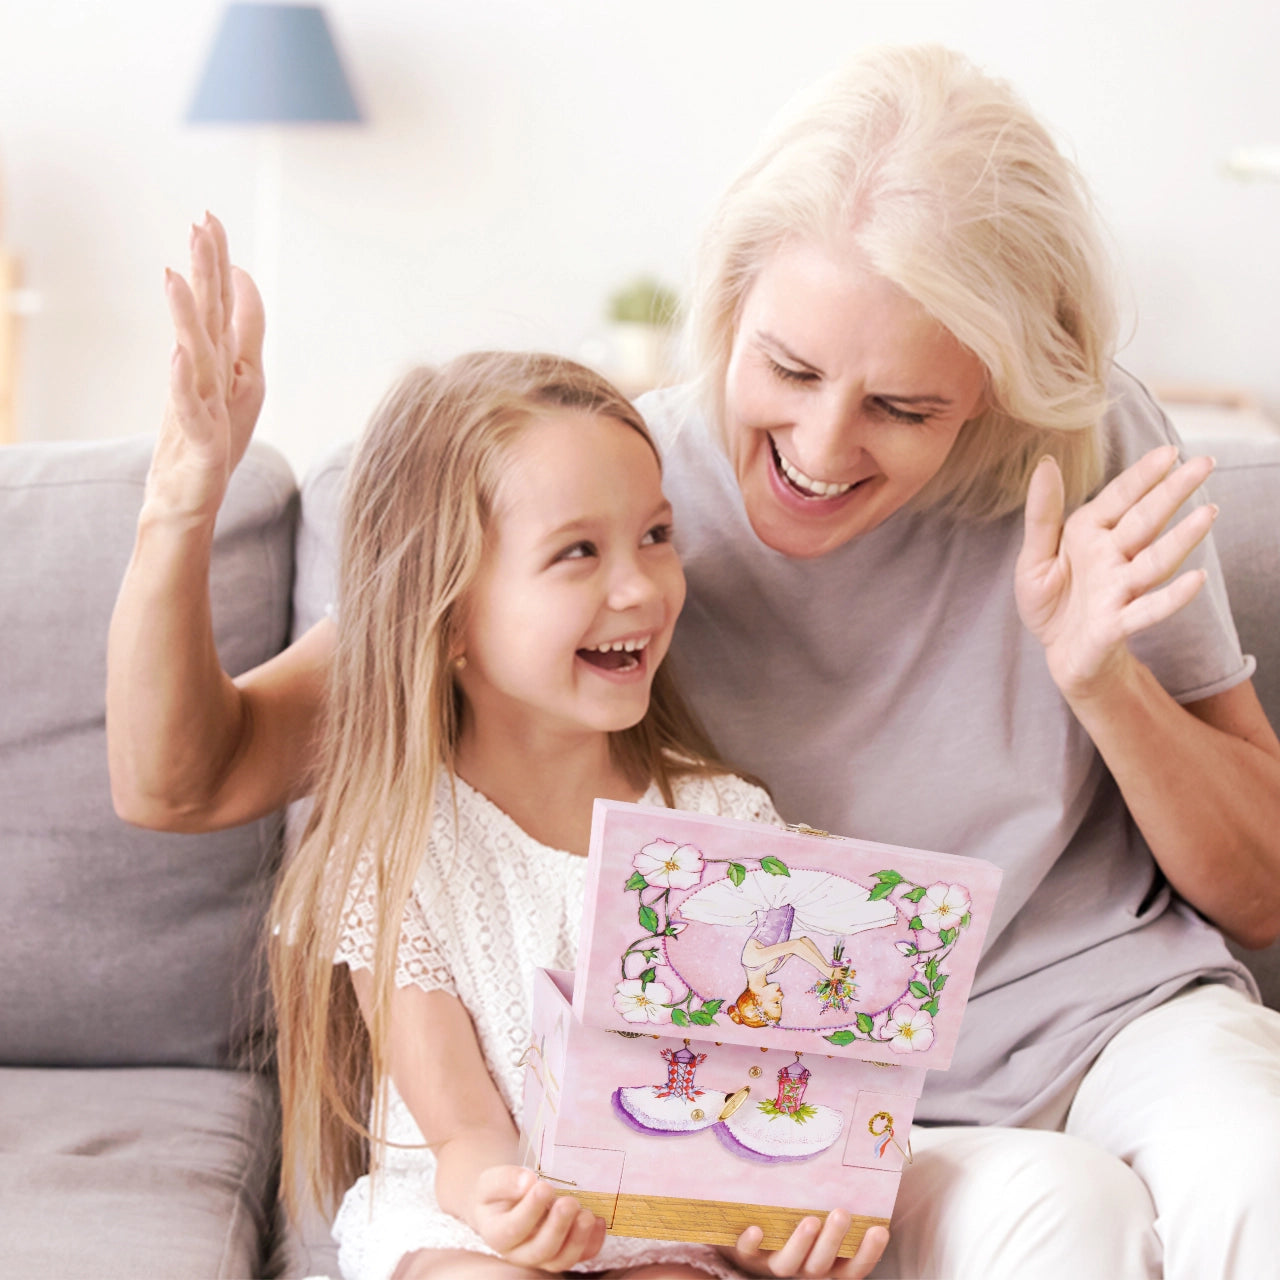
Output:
(1015, 446), (1218, 705)
(151, 212), (265, 521)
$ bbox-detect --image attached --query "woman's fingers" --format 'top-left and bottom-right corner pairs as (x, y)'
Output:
(165, 270), (221, 410)
(207, 213), (236, 339)
(1019, 455), (1066, 575)
(1087, 445), (1180, 527)
(1124, 501), (1218, 596)
(1110, 452), (1215, 560)
(1120, 569), (1208, 640)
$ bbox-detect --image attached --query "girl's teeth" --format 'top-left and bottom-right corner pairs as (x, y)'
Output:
(594, 638), (647, 653)
(777, 451), (855, 497)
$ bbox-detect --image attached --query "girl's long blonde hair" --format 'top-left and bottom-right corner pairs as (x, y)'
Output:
(270, 351), (730, 1216)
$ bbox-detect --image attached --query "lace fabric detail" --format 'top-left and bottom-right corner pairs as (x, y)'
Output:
(331, 768), (781, 1280)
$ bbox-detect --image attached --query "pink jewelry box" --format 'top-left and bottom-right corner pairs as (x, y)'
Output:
(520, 800), (1002, 1258)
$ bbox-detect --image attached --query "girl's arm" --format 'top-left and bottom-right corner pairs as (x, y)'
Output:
(347, 970), (607, 1271)
(107, 214), (329, 832)
(1017, 448), (1280, 949)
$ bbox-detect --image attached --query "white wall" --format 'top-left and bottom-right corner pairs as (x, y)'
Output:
(2, 0), (1278, 477)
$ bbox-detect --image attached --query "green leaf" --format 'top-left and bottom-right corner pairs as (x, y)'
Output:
(924, 958), (939, 983)
(868, 882), (895, 901)
(664, 926), (679, 935)
(671, 1008), (689, 1027)
(934, 974), (949, 991)
(641, 949), (658, 962)
(625, 872), (648, 892)
(855, 1012), (875, 1036)
(727, 862), (746, 887)
(899, 944), (917, 957)
(690, 1009), (714, 1025)
(909, 981), (930, 999)
(638, 905), (659, 934)
(960, 912), (971, 929)
(939, 927), (957, 946)
(760, 857), (790, 877)
(908, 916), (924, 931)
(874, 870), (904, 886)
(639, 968), (657, 986)
(902, 885), (927, 903)
(921, 999), (940, 1016)
(701, 999), (724, 1016)
(825, 1030), (856, 1045)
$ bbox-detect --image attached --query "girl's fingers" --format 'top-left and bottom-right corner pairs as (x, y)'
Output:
(796, 1209), (853, 1276)
(482, 1176), (553, 1252)
(514, 1189), (581, 1264)
(1111, 454), (1215, 560)
(540, 1206), (605, 1272)
(766, 1215), (824, 1275)
(831, 1224), (890, 1278)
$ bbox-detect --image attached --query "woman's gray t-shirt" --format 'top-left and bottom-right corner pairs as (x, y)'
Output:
(642, 367), (1256, 1127)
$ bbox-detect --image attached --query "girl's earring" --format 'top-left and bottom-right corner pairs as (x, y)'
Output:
(453, 654), (468, 671)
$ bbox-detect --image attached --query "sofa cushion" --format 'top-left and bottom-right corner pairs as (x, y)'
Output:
(0, 436), (297, 1067)
(0, 1065), (277, 1278)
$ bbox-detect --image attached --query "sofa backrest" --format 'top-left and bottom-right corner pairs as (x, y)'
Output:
(0, 435), (298, 1068)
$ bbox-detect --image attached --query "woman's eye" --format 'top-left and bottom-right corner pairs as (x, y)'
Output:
(768, 358), (818, 385)
(874, 399), (930, 425)
(641, 523), (674, 547)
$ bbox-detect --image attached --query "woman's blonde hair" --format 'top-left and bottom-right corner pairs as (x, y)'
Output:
(685, 43), (1117, 521)
(269, 351), (731, 1216)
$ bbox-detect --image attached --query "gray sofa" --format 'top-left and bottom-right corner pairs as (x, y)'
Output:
(1, 425), (1278, 1279)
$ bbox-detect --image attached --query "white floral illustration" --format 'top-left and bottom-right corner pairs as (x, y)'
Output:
(632, 839), (705, 890)
(918, 883), (971, 934)
(882, 1003), (935, 1053)
(613, 978), (674, 1024)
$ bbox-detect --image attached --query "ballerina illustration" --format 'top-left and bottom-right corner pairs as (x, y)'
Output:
(675, 867), (897, 1028)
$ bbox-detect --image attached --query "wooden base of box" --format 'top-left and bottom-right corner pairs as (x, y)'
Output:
(561, 1188), (889, 1258)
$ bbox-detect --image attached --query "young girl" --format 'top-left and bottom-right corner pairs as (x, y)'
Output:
(262, 346), (880, 1279)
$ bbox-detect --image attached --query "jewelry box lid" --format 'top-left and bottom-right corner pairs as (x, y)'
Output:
(574, 799), (1002, 1071)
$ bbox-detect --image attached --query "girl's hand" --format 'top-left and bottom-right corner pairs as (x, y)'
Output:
(723, 1213), (888, 1278)
(1015, 447), (1217, 703)
(147, 213), (265, 522)
(470, 1164), (606, 1272)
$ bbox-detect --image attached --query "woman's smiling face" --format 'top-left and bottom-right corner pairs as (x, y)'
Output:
(723, 239), (989, 559)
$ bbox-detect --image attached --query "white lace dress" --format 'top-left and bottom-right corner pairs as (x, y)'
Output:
(331, 770), (782, 1280)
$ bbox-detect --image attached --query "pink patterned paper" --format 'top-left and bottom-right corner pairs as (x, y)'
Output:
(574, 801), (1001, 1071)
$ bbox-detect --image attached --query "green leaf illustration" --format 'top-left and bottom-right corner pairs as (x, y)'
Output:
(690, 1009), (715, 1026)
(874, 870), (903, 886)
(671, 1008), (690, 1027)
(625, 872), (648, 892)
(641, 949), (658, 962)
(727, 862), (746, 887)
(825, 1030), (856, 1045)
(903, 885), (927, 903)
(868, 882), (895, 901)
(899, 943), (917, 957)
(939, 927), (957, 945)
(638, 905), (659, 934)
(909, 981), (930, 999)
(701, 999), (723, 1016)
(639, 967), (656, 986)
(856, 1012), (875, 1035)
(960, 912), (972, 928)
(924, 958), (939, 983)
(921, 999), (940, 1016)
(760, 856), (790, 877)
(909, 916), (924, 931)
(934, 973), (949, 991)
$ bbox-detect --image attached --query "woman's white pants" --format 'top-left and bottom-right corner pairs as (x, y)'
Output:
(871, 983), (1280, 1280)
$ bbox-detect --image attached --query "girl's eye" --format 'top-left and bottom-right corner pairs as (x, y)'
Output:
(767, 358), (818, 385)
(557, 540), (597, 562)
(641, 523), (674, 547)
(874, 399), (930, 425)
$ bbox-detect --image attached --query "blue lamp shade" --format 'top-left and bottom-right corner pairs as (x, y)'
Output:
(187, 3), (362, 124)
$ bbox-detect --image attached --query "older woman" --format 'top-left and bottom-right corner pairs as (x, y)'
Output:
(109, 44), (1280, 1280)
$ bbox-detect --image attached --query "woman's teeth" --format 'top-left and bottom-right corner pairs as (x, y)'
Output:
(774, 445), (855, 498)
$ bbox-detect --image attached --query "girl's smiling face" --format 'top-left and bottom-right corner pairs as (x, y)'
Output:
(457, 409), (685, 746)
(723, 239), (989, 559)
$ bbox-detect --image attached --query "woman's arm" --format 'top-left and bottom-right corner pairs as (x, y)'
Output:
(1017, 448), (1280, 948)
(347, 970), (606, 1271)
(108, 214), (329, 831)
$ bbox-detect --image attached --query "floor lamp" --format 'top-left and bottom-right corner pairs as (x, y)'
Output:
(186, 3), (362, 430)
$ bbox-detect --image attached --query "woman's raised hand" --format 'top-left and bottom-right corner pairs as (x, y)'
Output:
(724, 1214), (889, 1278)
(1015, 447), (1218, 702)
(149, 213), (265, 521)
(470, 1164), (606, 1272)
